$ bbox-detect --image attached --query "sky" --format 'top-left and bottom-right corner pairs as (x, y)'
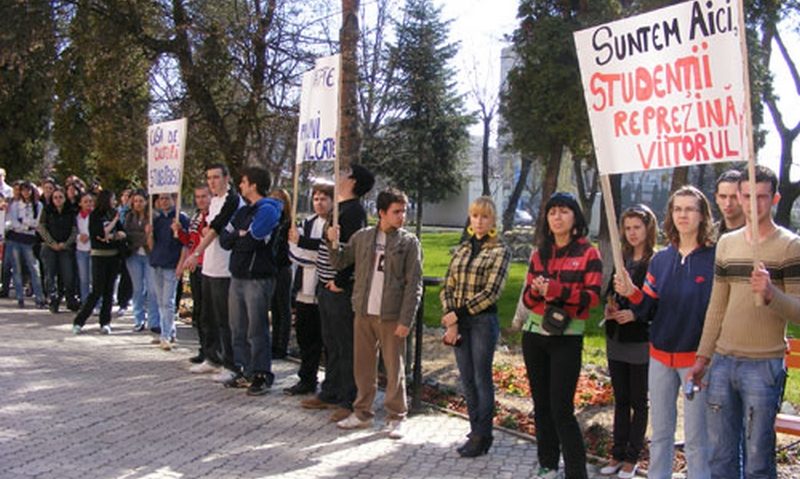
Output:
(438, 0), (800, 180)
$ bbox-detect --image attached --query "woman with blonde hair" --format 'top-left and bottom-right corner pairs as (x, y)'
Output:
(615, 185), (716, 479)
(600, 204), (658, 479)
(441, 196), (511, 458)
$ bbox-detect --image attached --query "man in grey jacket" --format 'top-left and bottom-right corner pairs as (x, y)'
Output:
(327, 188), (423, 438)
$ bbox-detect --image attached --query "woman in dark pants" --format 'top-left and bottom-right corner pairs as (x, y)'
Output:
(38, 186), (79, 313)
(440, 196), (511, 458)
(72, 190), (125, 335)
(520, 192), (602, 479)
(600, 205), (657, 479)
(268, 189), (293, 359)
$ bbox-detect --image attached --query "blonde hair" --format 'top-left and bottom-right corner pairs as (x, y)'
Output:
(469, 196), (498, 225)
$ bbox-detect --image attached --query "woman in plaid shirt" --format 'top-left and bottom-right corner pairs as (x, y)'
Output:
(440, 196), (511, 458)
(522, 192), (602, 479)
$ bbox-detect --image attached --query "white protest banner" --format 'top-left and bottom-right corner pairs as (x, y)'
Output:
(295, 54), (340, 166)
(147, 118), (187, 194)
(574, 1), (748, 175)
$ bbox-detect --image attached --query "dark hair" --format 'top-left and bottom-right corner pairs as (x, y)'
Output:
(206, 163), (229, 177)
(19, 181), (40, 204)
(241, 166), (271, 197)
(663, 185), (714, 248)
(376, 188), (408, 213)
(715, 169), (742, 193)
(740, 165), (778, 195)
(350, 164), (375, 197)
(312, 182), (334, 199)
(620, 204), (658, 262)
(51, 186), (66, 197)
(536, 191), (588, 260)
(41, 176), (56, 187)
(95, 189), (115, 216)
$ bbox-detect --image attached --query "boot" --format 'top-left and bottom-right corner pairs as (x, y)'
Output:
(458, 434), (493, 458)
(49, 295), (60, 314)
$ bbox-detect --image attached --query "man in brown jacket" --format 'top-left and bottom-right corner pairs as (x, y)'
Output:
(327, 188), (423, 439)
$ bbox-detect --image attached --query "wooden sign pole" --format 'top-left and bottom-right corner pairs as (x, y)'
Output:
(600, 174), (625, 277)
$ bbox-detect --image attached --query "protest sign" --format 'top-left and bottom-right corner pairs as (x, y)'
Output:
(148, 117), (187, 221)
(574, 0), (748, 176)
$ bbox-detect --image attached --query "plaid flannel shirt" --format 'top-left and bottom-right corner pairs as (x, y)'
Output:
(440, 238), (511, 316)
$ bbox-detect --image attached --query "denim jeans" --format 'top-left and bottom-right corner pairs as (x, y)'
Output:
(648, 359), (710, 479)
(706, 354), (785, 479)
(126, 254), (148, 327)
(41, 246), (76, 303)
(9, 241), (44, 304)
(523, 332), (587, 479)
(76, 250), (91, 304)
(142, 263), (160, 329)
(454, 313), (500, 438)
(148, 265), (178, 341)
(228, 277), (274, 376)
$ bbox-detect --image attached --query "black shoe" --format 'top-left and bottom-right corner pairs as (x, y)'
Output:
(189, 354), (205, 364)
(149, 326), (161, 334)
(49, 297), (59, 314)
(66, 298), (80, 312)
(133, 323), (146, 332)
(223, 372), (251, 389)
(247, 373), (273, 396)
(36, 301), (48, 310)
(458, 435), (492, 458)
(17, 299), (24, 308)
(283, 381), (317, 396)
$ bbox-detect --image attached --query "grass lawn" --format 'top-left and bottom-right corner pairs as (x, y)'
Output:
(420, 231), (800, 406)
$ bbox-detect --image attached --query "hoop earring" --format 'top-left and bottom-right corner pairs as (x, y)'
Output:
(466, 225), (475, 236)
(488, 228), (497, 238)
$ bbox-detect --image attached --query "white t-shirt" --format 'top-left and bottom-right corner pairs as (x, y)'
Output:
(367, 230), (386, 316)
(202, 192), (242, 278)
(76, 214), (91, 252)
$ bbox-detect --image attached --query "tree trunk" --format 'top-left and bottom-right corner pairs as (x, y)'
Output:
(535, 144), (563, 229)
(776, 130), (798, 227)
(501, 155), (534, 231)
(481, 115), (491, 196)
(670, 166), (689, 194)
(415, 190), (423, 239)
(573, 156), (599, 227)
(340, 0), (361, 169)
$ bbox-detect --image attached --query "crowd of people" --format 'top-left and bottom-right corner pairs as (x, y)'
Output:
(1, 163), (798, 478)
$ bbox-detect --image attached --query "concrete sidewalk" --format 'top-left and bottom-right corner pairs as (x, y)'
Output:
(0, 298), (605, 479)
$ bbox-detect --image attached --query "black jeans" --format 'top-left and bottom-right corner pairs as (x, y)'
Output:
(270, 265), (292, 357)
(116, 262), (132, 308)
(73, 255), (120, 327)
(608, 359), (648, 463)
(41, 247), (76, 303)
(201, 275), (234, 370)
(522, 332), (587, 479)
(317, 283), (356, 409)
(189, 269), (205, 356)
(295, 301), (322, 386)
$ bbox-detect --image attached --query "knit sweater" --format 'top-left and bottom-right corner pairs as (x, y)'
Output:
(697, 226), (800, 360)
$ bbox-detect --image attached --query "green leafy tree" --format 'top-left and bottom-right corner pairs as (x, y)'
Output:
(368, 0), (472, 236)
(0, 0), (56, 180)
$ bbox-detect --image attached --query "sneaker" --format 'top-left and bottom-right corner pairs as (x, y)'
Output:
(336, 413), (372, 430)
(189, 354), (205, 364)
(223, 372), (251, 389)
(150, 326), (161, 335)
(189, 360), (221, 374)
(330, 407), (353, 423)
(17, 300), (24, 308)
(159, 340), (172, 351)
(600, 462), (622, 475)
(36, 301), (48, 310)
(49, 298), (59, 314)
(72, 324), (83, 335)
(300, 397), (337, 410)
(100, 325), (112, 335)
(247, 373), (273, 396)
(212, 369), (237, 383)
(132, 323), (146, 332)
(385, 419), (406, 439)
(283, 382), (317, 396)
(115, 307), (128, 317)
(536, 467), (559, 479)
(617, 464), (638, 479)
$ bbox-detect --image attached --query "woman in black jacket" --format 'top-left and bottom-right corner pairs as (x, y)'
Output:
(38, 186), (79, 313)
(72, 190), (126, 335)
(600, 205), (658, 479)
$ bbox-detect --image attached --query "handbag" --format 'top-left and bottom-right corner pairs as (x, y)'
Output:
(541, 303), (571, 335)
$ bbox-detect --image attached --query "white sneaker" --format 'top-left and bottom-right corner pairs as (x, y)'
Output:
(189, 360), (221, 374)
(600, 462), (622, 475)
(100, 325), (112, 335)
(385, 419), (406, 439)
(536, 467), (559, 479)
(212, 369), (237, 383)
(617, 464), (638, 479)
(336, 413), (373, 430)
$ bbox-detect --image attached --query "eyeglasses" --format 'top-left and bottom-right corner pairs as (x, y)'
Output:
(672, 206), (700, 214)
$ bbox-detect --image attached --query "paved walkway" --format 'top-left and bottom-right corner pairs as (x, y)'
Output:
(0, 298), (606, 479)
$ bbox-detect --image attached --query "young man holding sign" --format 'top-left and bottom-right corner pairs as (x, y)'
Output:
(689, 166), (800, 479)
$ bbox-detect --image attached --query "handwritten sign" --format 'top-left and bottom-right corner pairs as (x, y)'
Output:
(574, 1), (748, 175)
(147, 118), (187, 194)
(295, 54), (340, 165)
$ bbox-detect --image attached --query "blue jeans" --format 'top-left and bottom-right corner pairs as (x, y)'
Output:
(126, 254), (149, 327)
(76, 250), (91, 304)
(148, 266), (178, 341)
(649, 359), (710, 479)
(706, 354), (785, 479)
(454, 313), (500, 438)
(228, 277), (274, 376)
(9, 241), (44, 304)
